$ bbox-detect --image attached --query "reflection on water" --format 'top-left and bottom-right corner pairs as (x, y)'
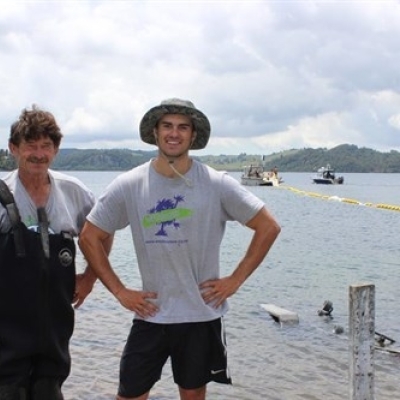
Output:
(2, 170), (399, 399)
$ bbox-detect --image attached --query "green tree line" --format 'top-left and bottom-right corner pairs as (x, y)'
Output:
(1, 144), (400, 172)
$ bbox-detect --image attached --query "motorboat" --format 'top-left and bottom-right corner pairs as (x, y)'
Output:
(312, 164), (344, 184)
(241, 164), (283, 186)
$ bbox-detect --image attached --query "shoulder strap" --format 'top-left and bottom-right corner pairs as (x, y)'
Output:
(37, 207), (50, 259)
(0, 179), (26, 257)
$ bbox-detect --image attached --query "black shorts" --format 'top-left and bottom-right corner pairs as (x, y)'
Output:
(118, 318), (232, 398)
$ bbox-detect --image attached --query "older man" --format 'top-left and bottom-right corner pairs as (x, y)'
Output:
(0, 105), (106, 400)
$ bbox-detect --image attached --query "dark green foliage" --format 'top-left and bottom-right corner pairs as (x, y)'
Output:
(259, 144), (400, 173)
(51, 149), (158, 171)
(0, 149), (16, 170)
(201, 144), (400, 172)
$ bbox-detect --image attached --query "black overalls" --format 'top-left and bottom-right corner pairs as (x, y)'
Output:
(0, 181), (76, 399)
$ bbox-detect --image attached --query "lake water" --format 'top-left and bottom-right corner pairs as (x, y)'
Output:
(1, 170), (400, 399)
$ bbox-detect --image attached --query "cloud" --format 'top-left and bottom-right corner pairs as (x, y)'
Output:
(0, 0), (399, 155)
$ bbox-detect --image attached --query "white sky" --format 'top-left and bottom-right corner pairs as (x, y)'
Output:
(1, 0), (399, 156)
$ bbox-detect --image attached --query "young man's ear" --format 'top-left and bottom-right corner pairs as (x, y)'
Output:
(190, 131), (197, 147)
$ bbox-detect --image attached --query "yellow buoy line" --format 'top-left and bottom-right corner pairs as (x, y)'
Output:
(281, 185), (400, 213)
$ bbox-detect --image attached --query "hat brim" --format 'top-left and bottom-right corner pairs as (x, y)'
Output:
(139, 104), (211, 150)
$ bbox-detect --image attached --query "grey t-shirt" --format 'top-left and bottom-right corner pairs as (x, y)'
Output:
(0, 170), (95, 235)
(87, 160), (265, 323)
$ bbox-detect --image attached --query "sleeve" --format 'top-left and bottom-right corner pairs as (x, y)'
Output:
(219, 173), (265, 225)
(86, 176), (130, 234)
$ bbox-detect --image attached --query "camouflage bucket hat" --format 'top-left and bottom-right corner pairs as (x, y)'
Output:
(139, 98), (211, 150)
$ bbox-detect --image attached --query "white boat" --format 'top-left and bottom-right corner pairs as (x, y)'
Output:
(312, 164), (344, 184)
(241, 164), (283, 186)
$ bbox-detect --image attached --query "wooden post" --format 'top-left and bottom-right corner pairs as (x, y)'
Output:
(349, 283), (375, 400)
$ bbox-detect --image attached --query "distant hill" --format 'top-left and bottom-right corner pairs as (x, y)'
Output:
(1, 144), (400, 172)
(253, 144), (400, 173)
(196, 144), (400, 173)
(53, 148), (158, 171)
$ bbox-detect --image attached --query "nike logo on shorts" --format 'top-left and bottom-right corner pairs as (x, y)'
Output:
(211, 369), (225, 375)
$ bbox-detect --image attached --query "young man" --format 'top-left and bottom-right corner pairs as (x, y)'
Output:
(0, 105), (102, 400)
(79, 98), (281, 400)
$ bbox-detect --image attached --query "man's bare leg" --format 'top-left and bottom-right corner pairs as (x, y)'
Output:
(179, 385), (206, 400)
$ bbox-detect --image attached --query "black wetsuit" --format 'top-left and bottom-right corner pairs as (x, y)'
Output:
(0, 186), (76, 399)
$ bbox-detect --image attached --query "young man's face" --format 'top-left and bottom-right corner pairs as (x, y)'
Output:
(9, 136), (58, 176)
(155, 114), (196, 158)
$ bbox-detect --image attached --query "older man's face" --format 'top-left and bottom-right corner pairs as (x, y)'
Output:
(9, 136), (58, 178)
